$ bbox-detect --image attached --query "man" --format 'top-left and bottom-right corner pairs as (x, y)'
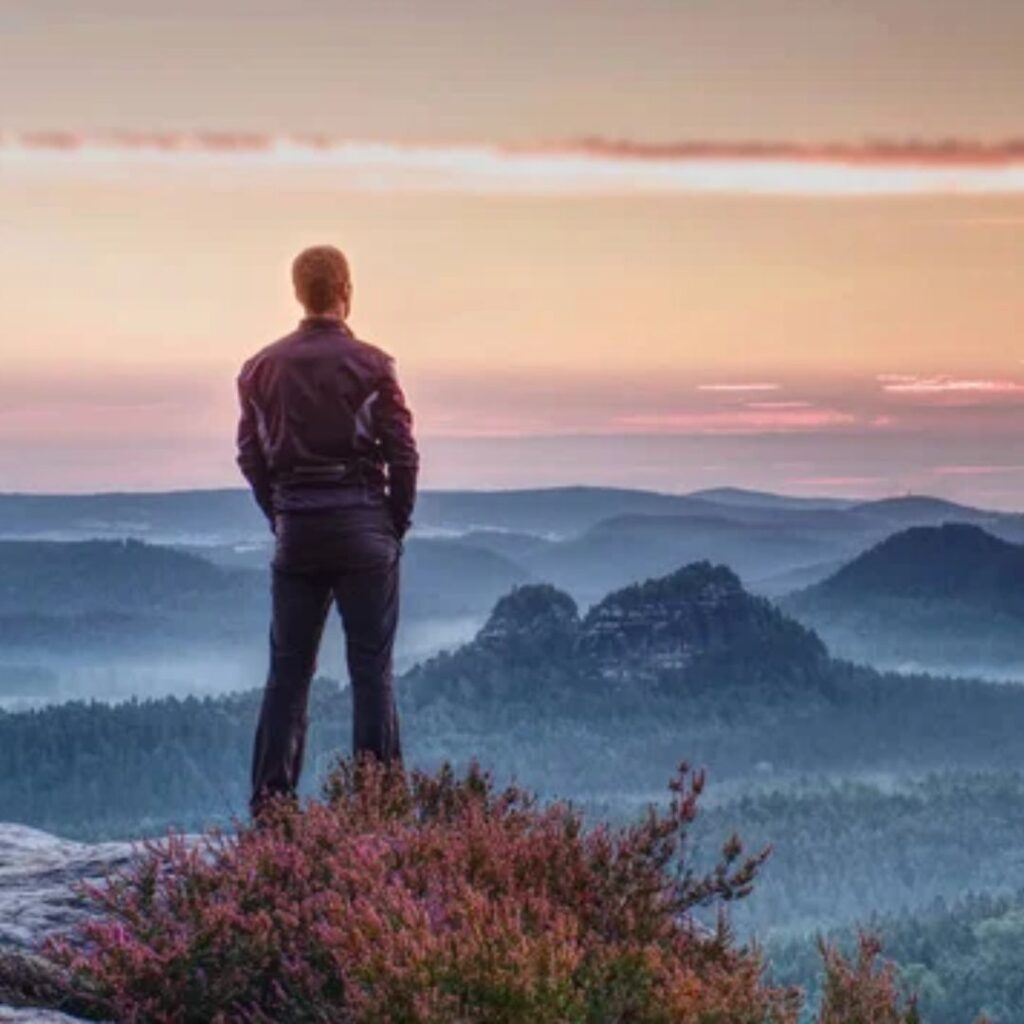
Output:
(236, 245), (419, 816)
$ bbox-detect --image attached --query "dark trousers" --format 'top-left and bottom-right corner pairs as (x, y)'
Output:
(250, 505), (402, 815)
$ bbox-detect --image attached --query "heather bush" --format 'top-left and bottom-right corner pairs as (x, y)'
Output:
(45, 758), (933, 1023)
(816, 935), (920, 1024)
(49, 757), (802, 1023)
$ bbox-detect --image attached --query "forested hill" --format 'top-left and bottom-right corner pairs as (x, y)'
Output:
(789, 523), (1024, 610)
(0, 539), (257, 615)
(782, 524), (1024, 675)
(0, 538), (266, 651)
(404, 562), (831, 708)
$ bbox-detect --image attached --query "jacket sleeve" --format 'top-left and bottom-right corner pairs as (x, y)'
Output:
(373, 357), (419, 537)
(235, 367), (274, 526)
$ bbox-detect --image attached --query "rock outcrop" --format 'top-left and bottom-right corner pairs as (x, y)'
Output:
(476, 584), (580, 662)
(578, 562), (828, 685)
(579, 563), (752, 681)
(406, 561), (832, 704)
(0, 825), (133, 953)
(0, 824), (134, 1023)
(0, 1007), (90, 1023)
(0, 950), (97, 1023)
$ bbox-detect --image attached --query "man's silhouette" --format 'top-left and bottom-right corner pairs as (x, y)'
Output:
(236, 245), (418, 815)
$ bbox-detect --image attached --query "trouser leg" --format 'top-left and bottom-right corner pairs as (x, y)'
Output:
(333, 554), (402, 764)
(250, 568), (332, 814)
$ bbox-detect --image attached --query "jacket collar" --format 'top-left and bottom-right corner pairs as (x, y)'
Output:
(299, 315), (350, 332)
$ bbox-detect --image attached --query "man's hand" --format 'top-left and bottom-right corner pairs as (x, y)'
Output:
(236, 367), (275, 523)
(374, 357), (419, 539)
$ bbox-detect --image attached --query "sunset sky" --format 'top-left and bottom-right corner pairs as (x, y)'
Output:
(3, 0), (1024, 505)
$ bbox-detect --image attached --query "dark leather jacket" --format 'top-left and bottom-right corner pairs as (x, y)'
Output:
(235, 316), (419, 535)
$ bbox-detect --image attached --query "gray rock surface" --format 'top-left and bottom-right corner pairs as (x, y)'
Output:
(0, 825), (137, 1023)
(0, 1006), (91, 1022)
(0, 825), (135, 952)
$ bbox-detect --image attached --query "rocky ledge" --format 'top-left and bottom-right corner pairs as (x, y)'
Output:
(0, 825), (134, 952)
(0, 823), (136, 1023)
(0, 1005), (91, 1023)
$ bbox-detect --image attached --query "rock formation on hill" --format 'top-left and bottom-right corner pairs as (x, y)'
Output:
(577, 562), (827, 684)
(405, 561), (831, 706)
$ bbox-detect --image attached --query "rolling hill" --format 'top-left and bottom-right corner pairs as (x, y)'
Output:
(783, 523), (1024, 676)
(518, 512), (853, 603)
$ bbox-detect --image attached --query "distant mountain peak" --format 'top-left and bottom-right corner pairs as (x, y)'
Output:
(688, 487), (856, 511)
(876, 521), (1005, 550)
(853, 494), (991, 522)
(579, 562), (826, 683)
(588, 561), (745, 609)
(781, 522), (1024, 674)
(806, 522), (1024, 602)
(477, 584), (580, 651)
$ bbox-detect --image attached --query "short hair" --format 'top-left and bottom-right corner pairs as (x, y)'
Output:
(292, 245), (351, 315)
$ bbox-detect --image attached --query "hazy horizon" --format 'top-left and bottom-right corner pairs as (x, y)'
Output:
(1, 470), (1019, 514)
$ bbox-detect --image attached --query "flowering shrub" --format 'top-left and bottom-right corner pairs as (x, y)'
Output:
(46, 758), (926, 1023)
(48, 758), (801, 1023)
(817, 935), (920, 1024)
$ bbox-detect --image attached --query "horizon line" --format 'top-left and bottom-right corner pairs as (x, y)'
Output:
(0, 482), (964, 504)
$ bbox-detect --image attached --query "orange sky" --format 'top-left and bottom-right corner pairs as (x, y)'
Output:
(3, 1), (1024, 504)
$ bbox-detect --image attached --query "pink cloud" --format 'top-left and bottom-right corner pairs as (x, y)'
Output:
(13, 132), (1024, 167)
(567, 137), (1024, 167)
(745, 400), (812, 409)
(616, 408), (856, 435)
(790, 475), (887, 489)
(7, 132), (1024, 196)
(697, 383), (780, 393)
(878, 375), (1024, 394)
(932, 464), (1024, 476)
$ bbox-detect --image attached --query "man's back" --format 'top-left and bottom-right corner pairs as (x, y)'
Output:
(236, 315), (418, 533)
